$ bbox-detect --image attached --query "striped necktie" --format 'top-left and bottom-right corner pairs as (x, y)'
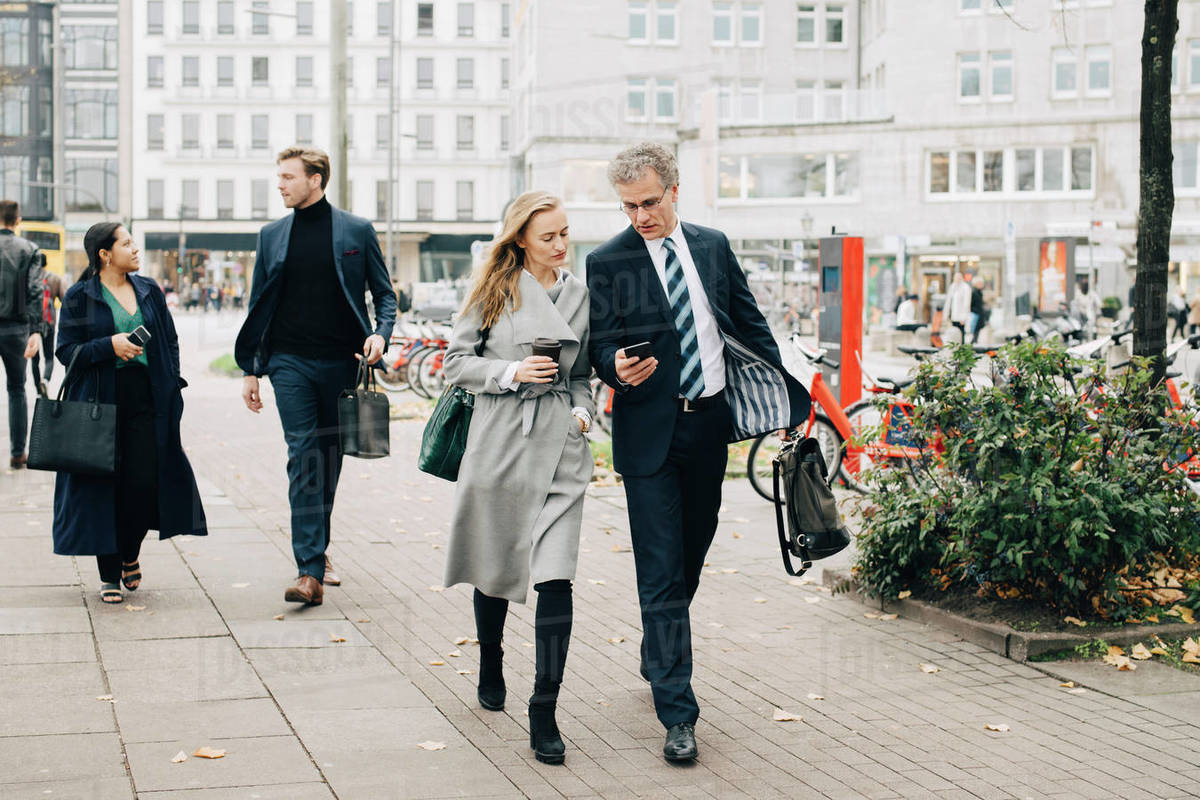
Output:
(662, 237), (705, 401)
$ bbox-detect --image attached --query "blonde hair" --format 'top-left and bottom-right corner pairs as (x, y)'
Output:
(464, 191), (562, 329)
(276, 146), (330, 189)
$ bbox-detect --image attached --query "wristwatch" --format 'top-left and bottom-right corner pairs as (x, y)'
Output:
(574, 412), (591, 433)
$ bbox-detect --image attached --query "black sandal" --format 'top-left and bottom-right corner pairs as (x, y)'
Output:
(100, 583), (123, 604)
(122, 561), (141, 592)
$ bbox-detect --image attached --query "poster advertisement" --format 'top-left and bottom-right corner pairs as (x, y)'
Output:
(1038, 239), (1069, 313)
(867, 256), (897, 327)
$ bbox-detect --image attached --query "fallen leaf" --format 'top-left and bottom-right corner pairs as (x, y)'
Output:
(1146, 615), (1160, 623)
(272, 614), (284, 621)
(231, 582), (250, 589)
(429, 660), (445, 666)
(428, 585), (445, 592)
(806, 693), (824, 700)
(1130, 643), (1153, 661)
(95, 694), (113, 701)
(192, 747), (226, 759)
(732, 532), (743, 539)
(1107, 645), (1126, 657)
(416, 741), (446, 751)
(447, 650), (462, 658)
(789, 577), (815, 586)
(897, 590), (912, 599)
(1150, 647), (1169, 656)
(1062, 616), (1087, 627)
(329, 634), (347, 643)
(721, 568), (739, 574)
(607, 636), (625, 644)
(588, 579), (606, 585)
(919, 663), (940, 674)
(1183, 638), (1200, 664)
(863, 612), (880, 619)
(753, 597), (768, 604)
(171, 751), (188, 763)
(454, 637), (470, 645)
(1067, 688), (1088, 695)
(804, 596), (821, 604)
(125, 605), (146, 612)
(879, 613), (899, 621)
(521, 641), (534, 648)
(1171, 605), (1197, 625)
(706, 622), (725, 629)
(456, 669), (474, 675)
(357, 618), (371, 623)
(772, 708), (802, 722)
(1059, 681), (1075, 688)
(984, 723), (1010, 733)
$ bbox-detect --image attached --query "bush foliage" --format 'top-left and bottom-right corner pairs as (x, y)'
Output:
(855, 341), (1200, 617)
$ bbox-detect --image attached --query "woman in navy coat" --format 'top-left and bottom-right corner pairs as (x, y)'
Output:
(53, 222), (207, 603)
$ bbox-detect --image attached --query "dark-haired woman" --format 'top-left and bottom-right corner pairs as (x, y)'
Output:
(53, 223), (207, 604)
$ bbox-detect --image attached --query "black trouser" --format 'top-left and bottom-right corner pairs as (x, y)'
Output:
(29, 327), (55, 388)
(96, 366), (159, 584)
(0, 331), (28, 457)
(623, 397), (731, 728)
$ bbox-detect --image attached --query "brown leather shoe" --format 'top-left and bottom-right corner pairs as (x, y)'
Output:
(323, 555), (341, 586)
(10, 454), (26, 469)
(284, 575), (323, 605)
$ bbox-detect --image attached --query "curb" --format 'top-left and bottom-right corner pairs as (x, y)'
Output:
(823, 570), (1200, 662)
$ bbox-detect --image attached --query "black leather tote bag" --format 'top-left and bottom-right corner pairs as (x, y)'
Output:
(338, 360), (391, 459)
(27, 350), (119, 476)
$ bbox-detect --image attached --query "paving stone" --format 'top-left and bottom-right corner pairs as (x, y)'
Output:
(0, 662), (114, 736)
(0, 605), (90, 634)
(138, 783), (335, 799)
(0, 632), (96, 664)
(87, 589), (228, 640)
(124, 735), (321, 792)
(0, 776), (134, 798)
(114, 697), (291, 744)
(0, 732), (127, 783)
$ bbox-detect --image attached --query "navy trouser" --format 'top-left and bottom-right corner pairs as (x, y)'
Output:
(0, 332), (28, 457)
(267, 353), (358, 583)
(623, 397), (731, 729)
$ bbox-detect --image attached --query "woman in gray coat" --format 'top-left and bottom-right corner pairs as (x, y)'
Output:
(441, 191), (593, 765)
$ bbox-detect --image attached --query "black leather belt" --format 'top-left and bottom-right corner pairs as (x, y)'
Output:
(678, 391), (725, 413)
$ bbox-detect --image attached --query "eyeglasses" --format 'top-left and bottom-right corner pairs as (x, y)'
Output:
(620, 187), (669, 215)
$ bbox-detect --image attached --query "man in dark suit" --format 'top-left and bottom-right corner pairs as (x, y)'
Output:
(236, 147), (396, 606)
(588, 142), (810, 762)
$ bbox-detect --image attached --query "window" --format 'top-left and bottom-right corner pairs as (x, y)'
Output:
(796, 80), (816, 120)
(1, 19), (28, 68)
(217, 56), (234, 87)
(252, 56), (269, 86)
(718, 153), (857, 200)
(182, 1), (200, 34)
(956, 151), (976, 193)
(655, 80), (677, 120)
(1070, 146), (1092, 190)
(990, 51), (1013, 100)
(416, 114), (434, 149)
(147, 179), (164, 219)
(66, 159), (117, 213)
(501, 3), (511, 37)
(417, 3), (434, 36)
(1190, 40), (1200, 89)
(834, 153), (858, 196)
(741, 3), (762, 45)
(629, 1), (648, 42)
(1175, 140), (1199, 190)
(457, 58), (474, 89)
(218, 1), (235, 34)
(1086, 46), (1111, 96)
(1043, 148), (1064, 191)
(796, 4), (815, 45)
(456, 181), (474, 220)
(64, 26), (118, 70)
(983, 150), (1003, 192)
(823, 81), (845, 120)
(628, 78), (647, 119)
(458, 3), (474, 36)
(217, 180), (234, 219)
(1173, 45), (1180, 92)
(377, 56), (392, 87)
(501, 57), (510, 89)
(66, 89), (118, 139)
(376, 113), (390, 151)
(296, 113), (313, 145)
(147, 114), (164, 150)
(181, 56), (199, 87)
(417, 57), (434, 89)
(181, 179), (199, 218)
(217, 114), (234, 149)
(739, 80), (761, 121)
(251, 114), (269, 149)
(0, 86), (27, 137)
(928, 146), (1094, 196)
(147, 56), (164, 87)
(252, 1), (269, 34)
(181, 114), (200, 149)
(960, 0), (981, 10)
(377, 1), (393, 36)
(657, 1), (677, 43)
(713, 2), (734, 44)
(376, 180), (389, 220)
(500, 114), (510, 151)
(252, 179), (269, 218)
(296, 56), (314, 87)
(1052, 48), (1076, 97)
(825, 4), (844, 45)
(716, 80), (733, 121)
(297, 2), (314, 34)
(959, 52), (981, 100)
(457, 114), (475, 149)
(147, 1), (163, 34)
(416, 180), (434, 220)
(1016, 149), (1036, 191)
(929, 152), (950, 194)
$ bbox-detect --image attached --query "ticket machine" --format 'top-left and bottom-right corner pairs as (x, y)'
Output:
(817, 236), (863, 408)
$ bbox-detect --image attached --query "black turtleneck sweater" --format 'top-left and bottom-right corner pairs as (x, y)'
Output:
(268, 196), (363, 360)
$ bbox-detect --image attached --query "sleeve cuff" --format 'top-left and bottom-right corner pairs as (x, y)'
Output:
(497, 361), (521, 391)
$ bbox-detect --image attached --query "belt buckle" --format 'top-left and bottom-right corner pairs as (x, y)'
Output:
(681, 396), (695, 413)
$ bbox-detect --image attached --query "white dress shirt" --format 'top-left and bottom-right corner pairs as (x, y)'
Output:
(644, 221), (726, 397)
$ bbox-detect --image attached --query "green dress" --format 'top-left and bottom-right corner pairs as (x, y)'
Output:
(101, 284), (150, 369)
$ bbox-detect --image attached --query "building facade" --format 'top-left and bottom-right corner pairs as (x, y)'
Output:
(0, 2), (55, 222)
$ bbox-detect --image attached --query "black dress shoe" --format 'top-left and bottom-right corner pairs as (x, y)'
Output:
(663, 721), (697, 762)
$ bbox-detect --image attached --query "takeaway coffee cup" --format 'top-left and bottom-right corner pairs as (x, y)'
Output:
(531, 337), (562, 363)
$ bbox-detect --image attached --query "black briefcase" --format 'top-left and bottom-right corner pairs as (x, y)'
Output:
(338, 360), (390, 459)
(27, 350), (118, 476)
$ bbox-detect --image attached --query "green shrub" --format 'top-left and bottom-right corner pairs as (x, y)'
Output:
(208, 353), (240, 377)
(855, 340), (1200, 617)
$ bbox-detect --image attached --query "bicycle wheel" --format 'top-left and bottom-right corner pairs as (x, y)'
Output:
(746, 414), (843, 504)
(809, 413), (844, 480)
(375, 352), (411, 392)
(840, 399), (889, 494)
(406, 347), (435, 399)
(417, 349), (447, 398)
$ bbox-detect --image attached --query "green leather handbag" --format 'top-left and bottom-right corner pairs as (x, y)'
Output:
(418, 329), (487, 481)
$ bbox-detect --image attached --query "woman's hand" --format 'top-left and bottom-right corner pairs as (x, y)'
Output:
(111, 333), (143, 362)
(514, 355), (558, 384)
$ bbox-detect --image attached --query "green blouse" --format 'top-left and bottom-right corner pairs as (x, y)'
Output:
(101, 284), (149, 369)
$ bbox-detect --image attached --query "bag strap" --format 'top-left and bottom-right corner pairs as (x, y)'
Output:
(773, 456), (812, 578)
(474, 327), (490, 358)
(55, 348), (87, 402)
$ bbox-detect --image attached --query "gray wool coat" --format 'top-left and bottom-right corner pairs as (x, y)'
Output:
(441, 270), (594, 603)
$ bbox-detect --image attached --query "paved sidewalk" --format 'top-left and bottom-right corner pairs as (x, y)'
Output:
(3, 331), (1200, 798)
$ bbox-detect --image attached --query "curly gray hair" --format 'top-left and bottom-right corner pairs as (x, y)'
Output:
(607, 141), (679, 189)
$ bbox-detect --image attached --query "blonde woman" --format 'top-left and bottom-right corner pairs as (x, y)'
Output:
(441, 191), (593, 765)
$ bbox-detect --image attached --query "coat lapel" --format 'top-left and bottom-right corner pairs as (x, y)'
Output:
(269, 214), (293, 278)
(331, 207), (346, 287)
(511, 271), (580, 346)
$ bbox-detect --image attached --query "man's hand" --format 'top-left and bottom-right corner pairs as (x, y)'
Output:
(23, 332), (41, 359)
(111, 333), (143, 362)
(362, 334), (386, 365)
(242, 375), (263, 413)
(615, 348), (658, 387)
(514, 356), (558, 384)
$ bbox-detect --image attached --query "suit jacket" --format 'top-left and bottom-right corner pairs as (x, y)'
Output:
(234, 204), (397, 375)
(587, 223), (811, 477)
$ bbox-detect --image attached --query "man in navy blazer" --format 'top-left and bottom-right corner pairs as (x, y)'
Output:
(236, 147), (396, 606)
(588, 143), (810, 762)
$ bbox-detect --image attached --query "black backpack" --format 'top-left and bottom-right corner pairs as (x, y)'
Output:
(772, 435), (852, 577)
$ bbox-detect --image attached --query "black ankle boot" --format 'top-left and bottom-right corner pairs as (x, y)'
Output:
(528, 684), (565, 765)
(477, 642), (505, 711)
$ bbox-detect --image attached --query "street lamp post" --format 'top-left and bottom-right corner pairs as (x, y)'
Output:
(330, 0), (349, 208)
(385, 0), (397, 276)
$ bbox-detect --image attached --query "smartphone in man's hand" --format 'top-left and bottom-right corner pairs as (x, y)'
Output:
(623, 341), (653, 361)
(128, 325), (152, 348)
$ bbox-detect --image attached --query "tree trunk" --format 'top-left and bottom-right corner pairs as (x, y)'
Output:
(1134, 0), (1178, 388)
